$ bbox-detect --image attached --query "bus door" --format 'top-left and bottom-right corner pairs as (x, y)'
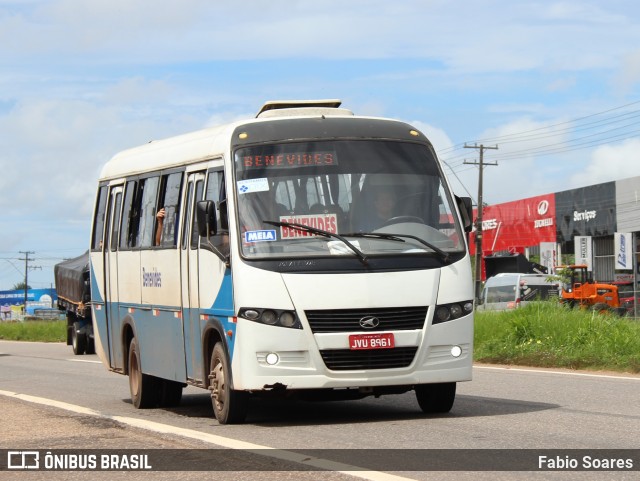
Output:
(104, 184), (124, 369)
(180, 171), (206, 382)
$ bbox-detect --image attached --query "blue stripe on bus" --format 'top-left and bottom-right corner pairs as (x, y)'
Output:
(211, 268), (236, 358)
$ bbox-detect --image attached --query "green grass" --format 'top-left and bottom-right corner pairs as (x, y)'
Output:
(475, 301), (640, 373)
(0, 320), (66, 342)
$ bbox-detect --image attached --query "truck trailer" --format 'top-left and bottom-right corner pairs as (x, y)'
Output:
(54, 251), (95, 355)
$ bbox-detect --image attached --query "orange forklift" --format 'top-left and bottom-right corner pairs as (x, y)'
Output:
(557, 264), (626, 315)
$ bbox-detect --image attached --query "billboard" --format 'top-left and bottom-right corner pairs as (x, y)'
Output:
(614, 233), (633, 270)
(540, 242), (559, 274)
(469, 193), (556, 255)
(574, 236), (593, 271)
(0, 288), (57, 307)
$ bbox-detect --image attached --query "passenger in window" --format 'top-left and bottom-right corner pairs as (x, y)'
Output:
(155, 208), (165, 246)
(154, 205), (178, 247)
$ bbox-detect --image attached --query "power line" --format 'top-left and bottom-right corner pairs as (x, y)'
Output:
(437, 99), (640, 174)
(437, 99), (640, 156)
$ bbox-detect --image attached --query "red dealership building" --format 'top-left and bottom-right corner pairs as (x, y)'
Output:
(469, 177), (638, 285)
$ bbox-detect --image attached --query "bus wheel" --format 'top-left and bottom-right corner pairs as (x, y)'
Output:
(128, 338), (158, 409)
(415, 382), (456, 413)
(209, 342), (248, 424)
(71, 321), (86, 355)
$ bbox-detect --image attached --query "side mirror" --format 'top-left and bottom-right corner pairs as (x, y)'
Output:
(455, 195), (473, 233)
(196, 200), (217, 238)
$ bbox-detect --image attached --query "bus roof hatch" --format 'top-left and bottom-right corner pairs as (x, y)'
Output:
(256, 99), (353, 118)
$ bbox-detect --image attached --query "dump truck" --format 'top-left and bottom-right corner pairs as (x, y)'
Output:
(556, 264), (626, 315)
(54, 251), (95, 355)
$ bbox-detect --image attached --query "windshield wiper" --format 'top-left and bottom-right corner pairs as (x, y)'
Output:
(264, 221), (368, 264)
(344, 231), (450, 263)
(341, 232), (406, 243)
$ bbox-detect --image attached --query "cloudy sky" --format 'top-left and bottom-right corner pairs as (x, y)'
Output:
(1, 0), (640, 289)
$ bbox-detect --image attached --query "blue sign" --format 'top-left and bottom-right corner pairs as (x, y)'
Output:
(244, 230), (277, 243)
(0, 288), (57, 306)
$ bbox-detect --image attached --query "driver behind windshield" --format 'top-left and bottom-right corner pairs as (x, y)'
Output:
(357, 187), (397, 232)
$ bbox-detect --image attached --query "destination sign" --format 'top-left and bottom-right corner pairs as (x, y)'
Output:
(241, 151), (337, 169)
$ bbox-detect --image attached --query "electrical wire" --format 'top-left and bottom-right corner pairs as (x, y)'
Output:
(438, 99), (640, 172)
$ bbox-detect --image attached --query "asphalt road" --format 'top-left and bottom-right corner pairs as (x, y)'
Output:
(0, 340), (638, 481)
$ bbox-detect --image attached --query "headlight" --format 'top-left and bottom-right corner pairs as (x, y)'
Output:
(432, 300), (473, 325)
(435, 306), (451, 323)
(238, 308), (302, 329)
(279, 311), (297, 328)
(262, 310), (278, 325)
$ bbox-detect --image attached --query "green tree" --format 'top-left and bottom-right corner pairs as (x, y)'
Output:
(12, 282), (31, 291)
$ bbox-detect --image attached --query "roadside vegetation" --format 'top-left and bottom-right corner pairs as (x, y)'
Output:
(475, 301), (640, 373)
(0, 320), (65, 342)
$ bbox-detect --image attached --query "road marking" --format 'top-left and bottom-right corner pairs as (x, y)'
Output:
(475, 365), (640, 381)
(0, 389), (413, 481)
(67, 358), (102, 364)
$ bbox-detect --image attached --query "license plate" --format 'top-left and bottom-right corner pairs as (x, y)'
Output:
(349, 333), (395, 350)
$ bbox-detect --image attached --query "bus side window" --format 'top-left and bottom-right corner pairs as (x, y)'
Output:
(110, 192), (122, 252)
(156, 171), (183, 248)
(204, 171), (229, 253)
(190, 180), (205, 249)
(91, 185), (108, 251)
(181, 181), (194, 250)
(137, 176), (160, 248)
(119, 180), (137, 249)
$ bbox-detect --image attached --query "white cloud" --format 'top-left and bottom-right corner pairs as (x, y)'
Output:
(570, 138), (640, 188)
(614, 49), (640, 94)
(2, 0), (640, 73)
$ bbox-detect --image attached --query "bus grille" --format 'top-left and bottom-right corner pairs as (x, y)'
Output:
(320, 347), (418, 371)
(305, 306), (428, 333)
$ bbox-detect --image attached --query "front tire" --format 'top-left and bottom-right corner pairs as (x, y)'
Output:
(209, 342), (248, 424)
(416, 382), (456, 413)
(128, 338), (158, 409)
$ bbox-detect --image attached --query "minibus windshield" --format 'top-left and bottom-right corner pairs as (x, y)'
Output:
(234, 139), (465, 260)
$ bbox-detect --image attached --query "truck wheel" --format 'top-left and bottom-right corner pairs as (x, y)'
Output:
(85, 337), (96, 355)
(71, 321), (86, 355)
(209, 342), (248, 424)
(158, 379), (183, 407)
(128, 338), (158, 409)
(415, 382), (456, 413)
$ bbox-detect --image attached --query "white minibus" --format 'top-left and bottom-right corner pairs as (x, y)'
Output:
(90, 100), (474, 423)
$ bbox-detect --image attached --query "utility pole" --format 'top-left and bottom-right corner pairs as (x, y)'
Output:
(18, 251), (40, 313)
(464, 144), (498, 302)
